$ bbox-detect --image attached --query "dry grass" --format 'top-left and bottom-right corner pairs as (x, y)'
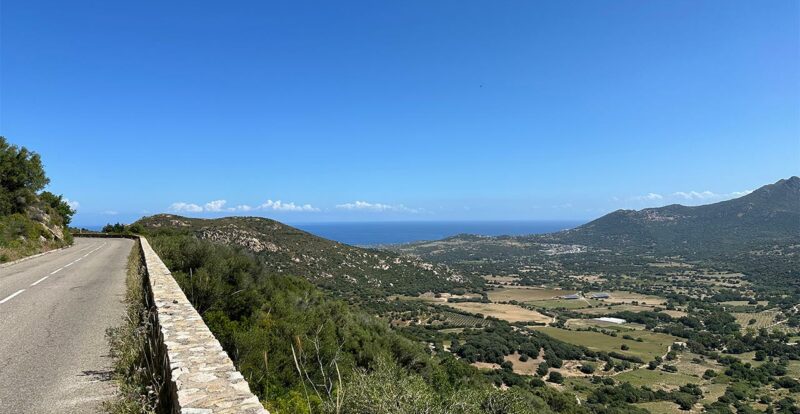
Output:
(503, 352), (544, 376)
(594, 291), (668, 306)
(444, 302), (552, 323)
(574, 304), (655, 315)
(104, 242), (161, 414)
(487, 287), (577, 302)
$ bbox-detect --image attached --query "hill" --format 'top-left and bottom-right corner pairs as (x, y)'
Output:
(135, 214), (479, 297)
(0, 137), (75, 262)
(539, 176), (800, 257)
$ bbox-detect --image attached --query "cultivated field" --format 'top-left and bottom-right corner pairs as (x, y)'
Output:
(733, 310), (780, 330)
(531, 326), (676, 362)
(593, 291), (668, 306)
(444, 302), (552, 323)
(486, 287), (576, 302)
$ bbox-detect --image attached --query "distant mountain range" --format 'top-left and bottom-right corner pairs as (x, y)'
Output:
(537, 176), (800, 257)
(136, 215), (476, 296)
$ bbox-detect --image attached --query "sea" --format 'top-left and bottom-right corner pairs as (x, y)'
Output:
(291, 220), (584, 247)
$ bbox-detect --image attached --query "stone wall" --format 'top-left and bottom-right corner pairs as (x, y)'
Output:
(139, 237), (268, 414)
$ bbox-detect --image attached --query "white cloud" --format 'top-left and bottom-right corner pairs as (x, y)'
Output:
(102, 210), (119, 215)
(672, 190), (752, 201)
(632, 193), (664, 201)
(672, 190), (716, 200)
(169, 199), (319, 213)
(335, 201), (419, 213)
(204, 199), (228, 212)
(65, 198), (80, 210)
(169, 202), (203, 213)
(258, 200), (320, 212)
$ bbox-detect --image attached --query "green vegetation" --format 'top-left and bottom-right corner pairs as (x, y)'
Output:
(137, 214), (483, 299)
(0, 137), (74, 262)
(105, 241), (162, 414)
(130, 178), (800, 414)
(144, 231), (582, 414)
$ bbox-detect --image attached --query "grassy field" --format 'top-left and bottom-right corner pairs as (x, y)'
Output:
(574, 304), (655, 315)
(615, 368), (701, 389)
(633, 401), (683, 414)
(566, 319), (643, 331)
(593, 291), (668, 306)
(486, 287), (577, 302)
(445, 302), (552, 323)
(531, 327), (676, 362)
(530, 299), (601, 309)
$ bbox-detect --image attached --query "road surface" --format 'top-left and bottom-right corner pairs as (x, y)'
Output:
(0, 237), (133, 413)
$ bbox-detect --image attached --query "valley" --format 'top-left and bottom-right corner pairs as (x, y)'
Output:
(112, 176), (800, 414)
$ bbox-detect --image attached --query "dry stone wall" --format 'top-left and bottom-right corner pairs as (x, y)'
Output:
(140, 237), (268, 414)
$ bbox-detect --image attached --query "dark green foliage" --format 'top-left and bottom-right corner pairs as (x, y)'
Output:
(547, 371), (564, 384)
(102, 222), (143, 234)
(0, 137), (74, 261)
(39, 191), (75, 226)
(0, 137), (49, 215)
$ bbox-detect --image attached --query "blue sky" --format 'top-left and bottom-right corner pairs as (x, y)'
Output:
(2, 1), (798, 226)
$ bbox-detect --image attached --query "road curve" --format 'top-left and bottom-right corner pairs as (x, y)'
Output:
(0, 237), (133, 413)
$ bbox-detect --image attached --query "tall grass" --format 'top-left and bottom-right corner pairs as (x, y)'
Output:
(104, 241), (163, 414)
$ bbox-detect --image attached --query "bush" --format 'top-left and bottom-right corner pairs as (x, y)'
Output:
(547, 371), (564, 384)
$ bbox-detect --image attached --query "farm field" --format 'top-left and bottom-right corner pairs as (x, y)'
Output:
(444, 302), (552, 323)
(592, 291), (668, 306)
(574, 304), (655, 315)
(439, 312), (486, 327)
(531, 326), (676, 362)
(615, 368), (701, 389)
(486, 287), (576, 302)
(482, 275), (522, 284)
(733, 310), (779, 329)
(566, 319), (644, 331)
(529, 298), (600, 309)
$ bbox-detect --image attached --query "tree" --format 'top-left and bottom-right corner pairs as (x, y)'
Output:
(39, 191), (75, 226)
(0, 137), (49, 215)
(547, 371), (564, 384)
(536, 361), (549, 376)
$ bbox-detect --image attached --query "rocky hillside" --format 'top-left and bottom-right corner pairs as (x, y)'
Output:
(136, 214), (479, 296)
(0, 137), (75, 262)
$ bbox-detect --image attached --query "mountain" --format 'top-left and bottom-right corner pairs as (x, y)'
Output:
(135, 214), (477, 296)
(538, 176), (800, 257)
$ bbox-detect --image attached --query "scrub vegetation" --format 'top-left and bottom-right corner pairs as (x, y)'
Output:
(0, 137), (75, 262)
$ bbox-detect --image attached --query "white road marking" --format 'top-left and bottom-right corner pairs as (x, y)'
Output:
(51, 268), (63, 275)
(30, 276), (49, 286)
(64, 262), (73, 267)
(0, 289), (25, 304)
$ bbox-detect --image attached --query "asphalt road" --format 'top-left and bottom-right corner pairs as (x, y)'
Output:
(0, 237), (133, 413)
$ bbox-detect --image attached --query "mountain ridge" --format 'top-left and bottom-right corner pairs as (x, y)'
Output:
(135, 214), (478, 297)
(530, 176), (800, 257)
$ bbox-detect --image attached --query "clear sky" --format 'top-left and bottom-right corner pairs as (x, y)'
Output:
(2, 1), (798, 226)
